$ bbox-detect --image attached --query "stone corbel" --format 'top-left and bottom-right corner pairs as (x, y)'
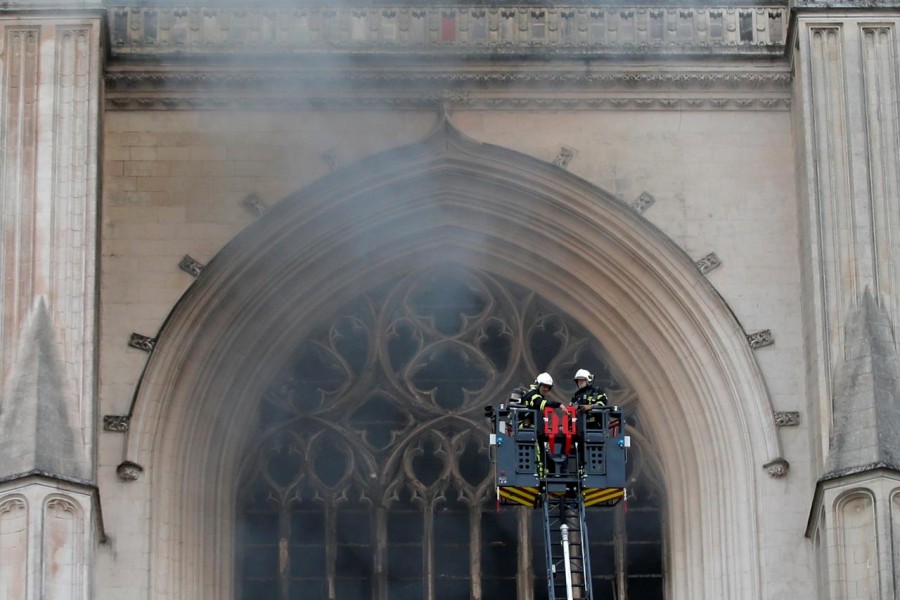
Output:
(763, 457), (789, 478)
(116, 461), (144, 482)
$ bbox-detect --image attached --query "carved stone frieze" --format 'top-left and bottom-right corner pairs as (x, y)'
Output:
(106, 94), (791, 111)
(103, 6), (792, 109)
(695, 252), (722, 275)
(116, 461), (144, 482)
(107, 6), (787, 57)
(747, 329), (774, 349)
(631, 192), (656, 213)
(104, 69), (793, 92)
(128, 333), (156, 352)
(773, 411), (800, 427)
(178, 254), (206, 278)
(103, 415), (131, 433)
(104, 58), (792, 111)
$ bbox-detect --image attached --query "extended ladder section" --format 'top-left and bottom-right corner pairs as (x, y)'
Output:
(543, 480), (593, 600)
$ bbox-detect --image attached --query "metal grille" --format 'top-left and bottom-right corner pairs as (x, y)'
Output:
(586, 445), (605, 475)
(516, 445), (535, 474)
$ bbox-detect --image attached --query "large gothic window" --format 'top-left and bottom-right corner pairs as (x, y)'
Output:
(236, 265), (665, 600)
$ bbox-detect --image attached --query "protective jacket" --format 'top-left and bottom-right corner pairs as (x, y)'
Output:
(522, 384), (562, 412)
(571, 385), (608, 408)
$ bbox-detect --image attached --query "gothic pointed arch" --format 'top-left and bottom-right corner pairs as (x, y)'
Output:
(121, 117), (783, 599)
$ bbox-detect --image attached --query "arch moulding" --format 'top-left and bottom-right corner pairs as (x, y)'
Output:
(120, 118), (783, 599)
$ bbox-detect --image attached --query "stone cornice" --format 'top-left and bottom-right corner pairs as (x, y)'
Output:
(105, 67), (792, 88)
(107, 4), (788, 58)
(105, 93), (791, 110)
(104, 65), (792, 110)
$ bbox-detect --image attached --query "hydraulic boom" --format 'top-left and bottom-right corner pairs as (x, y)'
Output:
(485, 402), (629, 600)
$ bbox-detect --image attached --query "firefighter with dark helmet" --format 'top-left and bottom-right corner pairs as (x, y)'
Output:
(571, 368), (608, 413)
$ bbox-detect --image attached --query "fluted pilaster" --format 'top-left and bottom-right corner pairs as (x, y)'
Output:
(796, 6), (900, 599)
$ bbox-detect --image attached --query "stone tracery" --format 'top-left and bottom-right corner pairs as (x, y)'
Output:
(235, 265), (663, 599)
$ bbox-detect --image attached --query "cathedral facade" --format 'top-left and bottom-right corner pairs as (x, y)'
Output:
(0, 0), (898, 598)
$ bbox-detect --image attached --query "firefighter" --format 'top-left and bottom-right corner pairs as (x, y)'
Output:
(521, 372), (563, 477)
(571, 368), (607, 415)
(521, 372), (562, 419)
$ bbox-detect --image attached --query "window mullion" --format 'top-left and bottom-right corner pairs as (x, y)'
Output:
(469, 504), (482, 600)
(374, 506), (388, 600)
(614, 504), (627, 600)
(279, 500), (291, 600)
(325, 503), (337, 599)
(422, 498), (435, 600)
(516, 506), (533, 600)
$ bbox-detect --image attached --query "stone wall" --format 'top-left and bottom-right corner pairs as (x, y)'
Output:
(98, 106), (810, 598)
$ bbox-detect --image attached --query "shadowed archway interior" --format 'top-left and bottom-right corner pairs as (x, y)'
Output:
(235, 265), (665, 600)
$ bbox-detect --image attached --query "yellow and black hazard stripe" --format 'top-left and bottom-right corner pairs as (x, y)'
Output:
(582, 487), (625, 507)
(498, 486), (540, 507)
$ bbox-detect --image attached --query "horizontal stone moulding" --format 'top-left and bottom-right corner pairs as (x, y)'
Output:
(105, 93), (792, 112)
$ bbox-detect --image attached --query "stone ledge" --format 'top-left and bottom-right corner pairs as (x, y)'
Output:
(104, 63), (792, 110)
(105, 93), (792, 110)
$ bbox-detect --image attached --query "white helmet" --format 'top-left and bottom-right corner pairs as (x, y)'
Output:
(534, 372), (554, 387)
(573, 368), (594, 384)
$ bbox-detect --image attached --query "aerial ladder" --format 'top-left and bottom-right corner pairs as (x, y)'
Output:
(485, 400), (629, 600)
